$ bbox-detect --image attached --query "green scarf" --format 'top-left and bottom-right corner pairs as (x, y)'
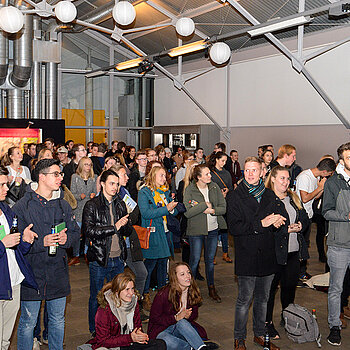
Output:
(243, 178), (265, 202)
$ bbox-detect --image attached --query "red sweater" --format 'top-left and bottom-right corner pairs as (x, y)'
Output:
(147, 286), (207, 340)
(88, 303), (142, 350)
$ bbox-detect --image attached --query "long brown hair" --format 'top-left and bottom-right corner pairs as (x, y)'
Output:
(265, 165), (302, 210)
(97, 271), (137, 309)
(183, 160), (199, 192)
(1, 146), (18, 166)
(167, 262), (202, 312)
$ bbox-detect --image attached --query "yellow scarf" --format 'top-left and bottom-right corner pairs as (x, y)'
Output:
(152, 185), (169, 223)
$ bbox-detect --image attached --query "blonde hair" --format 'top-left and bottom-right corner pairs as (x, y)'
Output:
(144, 166), (168, 191)
(265, 165), (302, 210)
(183, 160), (199, 193)
(76, 156), (94, 179)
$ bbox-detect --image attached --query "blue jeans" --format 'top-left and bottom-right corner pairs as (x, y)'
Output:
(189, 229), (218, 287)
(33, 301), (48, 342)
(17, 297), (66, 350)
(157, 319), (205, 350)
(234, 274), (274, 339)
(219, 229), (228, 254)
(328, 246), (350, 328)
(89, 257), (124, 333)
(143, 257), (168, 294)
(72, 221), (82, 257)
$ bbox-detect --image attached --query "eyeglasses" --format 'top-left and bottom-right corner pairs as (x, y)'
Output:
(138, 158), (147, 161)
(42, 171), (64, 178)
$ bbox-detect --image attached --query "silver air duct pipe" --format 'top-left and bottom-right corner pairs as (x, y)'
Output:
(7, 89), (24, 118)
(45, 61), (57, 119)
(10, 5), (33, 88)
(31, 16), (42, 119)
(72, 0), (114, 32)
(0, 1), (8, 87)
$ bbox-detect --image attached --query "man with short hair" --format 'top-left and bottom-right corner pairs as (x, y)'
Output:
(22, 143), (36, 168)
(13, 159), (80, 350)
(229, 150), (241, 188)
(86, 141), (93, 155)
(0, 165), (37, 349)
(296, 157), (336, 281)
(90, 143), (107, 175)
(323, 142), (350, 346)
(127, 150), (147, 201)
(227, 157), (283, 350)
(195, 147), (205, 164)
(44, 138), (55, 152)
(104, 140), (118, 158)
(62, 144), (87, 188)
(82, 169), (132, 335)
(270, 144), (296, 169)
(56, 146), (70, 171)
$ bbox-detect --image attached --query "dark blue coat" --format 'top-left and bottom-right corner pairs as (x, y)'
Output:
(0, 201), (37, 300)
(13, 185), (80, 300)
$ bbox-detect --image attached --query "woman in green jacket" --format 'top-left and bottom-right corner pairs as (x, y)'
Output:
(183, 164), (226, 302)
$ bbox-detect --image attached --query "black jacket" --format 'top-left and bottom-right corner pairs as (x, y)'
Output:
(274, 193), (310, 265)
(13, 184), (80, 300)
(226, 183), (279, 276)
(62, 161), (78, 189)
(82, 193), (133, 266)
(127, 167), (143, 201)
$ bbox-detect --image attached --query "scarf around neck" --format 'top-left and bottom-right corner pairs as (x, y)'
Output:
(104, 289), (137, 335)
(243, 178), (265, 201)
(152, 185), (169, 223)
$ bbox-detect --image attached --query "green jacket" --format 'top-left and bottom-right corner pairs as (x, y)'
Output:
(183, 181), (226, 236)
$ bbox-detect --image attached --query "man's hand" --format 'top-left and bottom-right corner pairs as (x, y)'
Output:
(261, 213), (286, 228)
(318, 177), (327, 191)
(115, 214), (129, 231)
(1, 232), (21, 248)
(58, 228), (68, 245)
(22, 224), (38, 244)
(131, 328), (149, 344)
(43, 233), (59, 247)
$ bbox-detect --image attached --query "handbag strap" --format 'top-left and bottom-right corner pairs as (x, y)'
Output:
(212, 170), (228, 189)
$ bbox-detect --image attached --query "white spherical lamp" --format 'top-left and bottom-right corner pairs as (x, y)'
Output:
(55, 1), (77, 23)
(0, 6), (24, 33)
(112, 1), (136, 26)
(209, 42), (231, 65)
(175, 17), (195, 37)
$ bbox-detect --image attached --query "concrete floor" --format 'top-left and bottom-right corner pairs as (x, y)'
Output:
(9, 225), (350, 349)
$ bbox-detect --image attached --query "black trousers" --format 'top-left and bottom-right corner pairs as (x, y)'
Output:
(266, 252), (300, 322)
(121, 339), (166, 350)
(313, 213), (327, 259)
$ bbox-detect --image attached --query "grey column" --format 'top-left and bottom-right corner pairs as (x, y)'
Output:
(45, 62), (57, 119)
(8, 89), (24, 119)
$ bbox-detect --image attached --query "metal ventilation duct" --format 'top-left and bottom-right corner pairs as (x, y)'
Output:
(10, 5), (33, 88)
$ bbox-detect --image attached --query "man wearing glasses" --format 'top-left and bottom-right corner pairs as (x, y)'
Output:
(127, 149), (148, 201)
(13, 159), (80, 350)
(62, 143), (87, 189)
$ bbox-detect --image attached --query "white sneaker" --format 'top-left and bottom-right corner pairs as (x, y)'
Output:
(32, 337), (41, 350)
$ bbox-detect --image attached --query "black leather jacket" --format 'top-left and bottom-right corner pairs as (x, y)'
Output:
(82, 192), (133, 266)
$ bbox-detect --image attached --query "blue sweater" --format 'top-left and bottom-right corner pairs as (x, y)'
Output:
(0, 201), (37, 300)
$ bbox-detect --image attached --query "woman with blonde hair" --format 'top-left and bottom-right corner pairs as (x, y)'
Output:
(84, 272), (166, 350)
(148, 262), (218, 350)
(264, 165), (309, 339)
(69, 156), (97, 266)
(138, 166), (178, 310)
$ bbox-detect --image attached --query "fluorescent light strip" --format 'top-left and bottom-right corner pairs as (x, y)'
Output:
(168, 40), (207, 57)
(116, 58), (143, 71)
(248, 16), (310, 37)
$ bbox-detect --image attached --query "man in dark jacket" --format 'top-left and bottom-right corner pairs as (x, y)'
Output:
(13, 159), (80, 350)
(323, 142), (350, 346)
(82, 169), (133, 335)
(127, 150), (147, 201)
(0, 165), (37, 349)
(227, 157), (283, 350)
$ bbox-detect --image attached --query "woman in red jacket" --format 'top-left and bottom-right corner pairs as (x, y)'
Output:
(148, 262), (219, 350)
(87, 272), (165, 350)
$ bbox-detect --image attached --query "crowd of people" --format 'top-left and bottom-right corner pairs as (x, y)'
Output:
(0, 137), (349, 350)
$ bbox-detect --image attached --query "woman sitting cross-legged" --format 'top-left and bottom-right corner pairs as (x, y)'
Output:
(84, 272), (166, 350)
(147, 262), (219, 350)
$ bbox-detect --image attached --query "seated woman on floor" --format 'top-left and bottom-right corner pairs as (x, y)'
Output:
(83, 272), (166, 350)
(147, 262), (219, 350)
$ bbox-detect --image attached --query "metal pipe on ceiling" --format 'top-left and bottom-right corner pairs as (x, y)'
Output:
(7, 89), (24, 119)
(10, 4), (33, 88)
(45, 61), (58, 120)
(0, 1), (8, 87)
